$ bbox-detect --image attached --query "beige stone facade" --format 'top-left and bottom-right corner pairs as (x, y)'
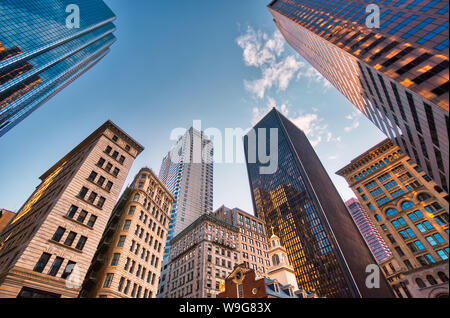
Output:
(212, 206), (271, 277)
(80, 167), (173, 298)
(165, 214), (240, 298)
(164, 207), (271, 298)
(0, 121), (143, 298)
(337, 138), (449, 298)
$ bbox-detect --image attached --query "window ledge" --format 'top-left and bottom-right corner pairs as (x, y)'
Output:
(63, 215), (94, 230)
(76, 195), (104, 211)
(48, 239), (82, 254)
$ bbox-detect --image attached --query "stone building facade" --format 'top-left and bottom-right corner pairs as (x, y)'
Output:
(337, 138), (449, 298)
(165, 214), (240, 298)
(80, 167), (173, 298)
(212, 206), (271, 277)
(0, 121), (143, 298)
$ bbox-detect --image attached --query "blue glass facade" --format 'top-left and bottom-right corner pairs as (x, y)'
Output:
(244, 108), (394, 297)
(0, 0), (116, 136)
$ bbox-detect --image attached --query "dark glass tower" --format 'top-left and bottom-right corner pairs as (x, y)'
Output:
(0, 0), (116, 137)
(244, 108), (394, 298)
(267, 0), (449, 193)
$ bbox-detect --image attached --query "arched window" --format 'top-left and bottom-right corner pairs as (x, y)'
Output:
(438, 271), (449, 283)
(417, 193), (431, 202)
(426, 275), (438, 286)
(374, 214), (381, 222)
(401, 201), (414, 210)
(415, 278), (426, 289)
(386, 208), (398, 217)
(133, 193), (140, 201)
(272, 254), (280, 266)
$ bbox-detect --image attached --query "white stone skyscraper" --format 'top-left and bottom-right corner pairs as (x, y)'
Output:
(157, 127), (213, 297)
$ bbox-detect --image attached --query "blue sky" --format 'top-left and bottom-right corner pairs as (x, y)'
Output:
(0, 0), (386, 215)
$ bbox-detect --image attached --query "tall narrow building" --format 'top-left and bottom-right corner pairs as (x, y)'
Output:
(0, 0), (116, 137)
(80, 168), (173, 298)
(345, 198), (393, 264)
(0, 120), (143, 298)
(244, 108), (394, 298)
(157, 127), (214, 296)
(337, 138), (449, 298)
(267, 0), (449, 191)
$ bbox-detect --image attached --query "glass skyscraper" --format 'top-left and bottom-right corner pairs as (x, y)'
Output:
(267, 0), (449, 193)
(0, 0), (116, 137)
(345, 198), (393, 264)
(157, 127), (214, 297)
(244, 108), (394, 298)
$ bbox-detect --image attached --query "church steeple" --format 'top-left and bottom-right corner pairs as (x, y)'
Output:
(267, 232), (299, 290)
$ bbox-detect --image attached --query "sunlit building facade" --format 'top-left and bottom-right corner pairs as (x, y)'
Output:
(345, 198), (393, 263)
(244, 108), (394, 298)
(0, 0), (116, 137)
(0, 210), (15, 234)
(157, 127), (214, 297)
(337, 138), (449, 298)
(212, 206), (271, 276)
(80, 168), (173, 298)
(165, 214), (240, 298)
(0, 121), (143, 298)
(268, 0), (449, 192)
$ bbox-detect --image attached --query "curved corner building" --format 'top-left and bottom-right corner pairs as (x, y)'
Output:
(0, 0), (116, 137)
(267, 0), (449, 193)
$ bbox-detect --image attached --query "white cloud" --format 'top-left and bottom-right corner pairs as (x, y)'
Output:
(245, 56), (304, 99)
(237, 27), (304, 99)
(251, 97), (342, 148)
(236, 27), (285, 67)
(297, 66), (332, 90)
(344, 111), (362, 132)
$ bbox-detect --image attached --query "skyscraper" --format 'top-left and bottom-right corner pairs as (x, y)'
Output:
(337, 138), (449, 298)
(0, 120), (143, 297)
(267, 0), (449, 192)
(244, 108), (394, 298)
(157, 127), (213, 296)
(80, 168), (173, 298)
(345, 198), (393, 264)
(0, 0), (116, 137)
